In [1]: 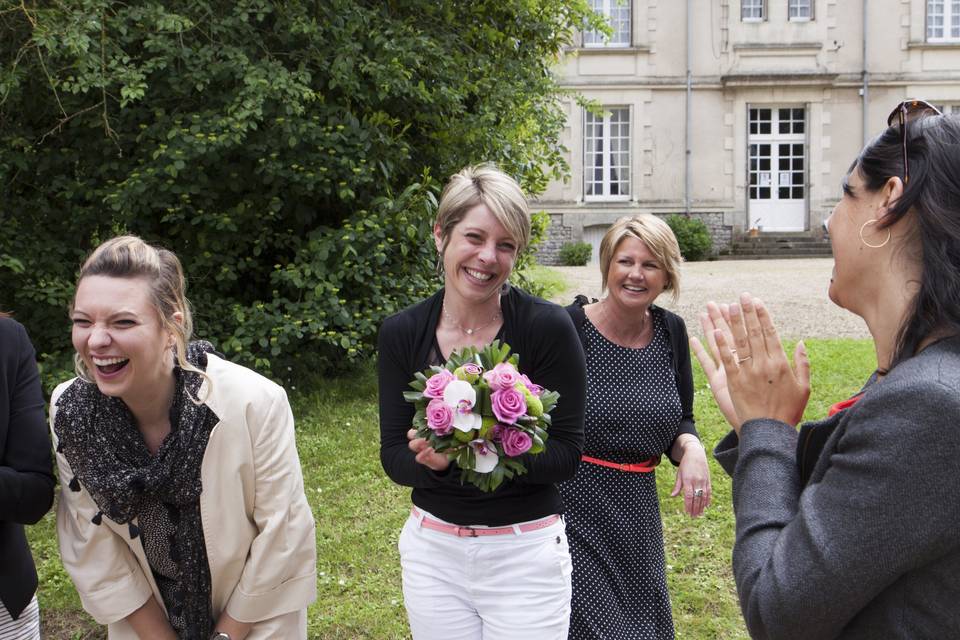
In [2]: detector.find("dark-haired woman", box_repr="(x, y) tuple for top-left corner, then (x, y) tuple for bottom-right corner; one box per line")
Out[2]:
(0, 313), (55, 640)
(693, 103), (960, 637)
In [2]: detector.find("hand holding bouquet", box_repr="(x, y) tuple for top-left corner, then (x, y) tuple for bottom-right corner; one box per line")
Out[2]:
(403, 341), (559, 492)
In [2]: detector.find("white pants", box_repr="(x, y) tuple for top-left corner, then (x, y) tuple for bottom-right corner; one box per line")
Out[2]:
(399, 509), (572, 640)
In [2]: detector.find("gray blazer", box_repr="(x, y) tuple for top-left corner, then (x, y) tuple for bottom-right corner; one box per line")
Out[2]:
(714, 336), (960, 639)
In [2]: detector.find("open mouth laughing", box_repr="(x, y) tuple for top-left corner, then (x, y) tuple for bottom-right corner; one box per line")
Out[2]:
(92, 356), (130, 376)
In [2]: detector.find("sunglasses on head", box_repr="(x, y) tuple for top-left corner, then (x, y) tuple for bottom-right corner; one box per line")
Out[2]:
(886, 99), (942, 184)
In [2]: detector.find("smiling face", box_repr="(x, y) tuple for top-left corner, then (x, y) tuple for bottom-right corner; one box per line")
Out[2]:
(825, 168), (887, 312)
(435, 203), (519, 308)
(71, 275), (177, 405)
(605, 235), (668, 311)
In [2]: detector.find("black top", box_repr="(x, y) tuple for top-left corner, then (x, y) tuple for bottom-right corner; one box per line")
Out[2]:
(378, 285), (586, 526)
(565, 296), (699, 463)
(0, 318), (55, 618)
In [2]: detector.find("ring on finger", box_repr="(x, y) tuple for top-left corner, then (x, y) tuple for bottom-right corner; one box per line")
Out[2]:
(693, 488), (705, 498)
(737, 355), (753, 363)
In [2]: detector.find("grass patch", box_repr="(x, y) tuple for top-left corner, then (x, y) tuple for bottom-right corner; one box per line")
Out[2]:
(31, 340), (875, 639)
(521, 264), (568, 300)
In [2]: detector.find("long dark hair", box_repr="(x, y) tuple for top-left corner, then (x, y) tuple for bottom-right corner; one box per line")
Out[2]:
(855, 114), (960, 368)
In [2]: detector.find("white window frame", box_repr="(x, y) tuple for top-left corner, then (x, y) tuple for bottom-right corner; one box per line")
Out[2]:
(583, 106), (631, 202)
(742, 0), (766, 22)
(934, 103), (960, 115)
(927, 0), (960, 42)
(583, 0), (631, 48)
(788, 0), (813, 22)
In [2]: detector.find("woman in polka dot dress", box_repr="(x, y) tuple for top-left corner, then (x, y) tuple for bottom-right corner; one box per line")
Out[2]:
(560, 215), (712, 640)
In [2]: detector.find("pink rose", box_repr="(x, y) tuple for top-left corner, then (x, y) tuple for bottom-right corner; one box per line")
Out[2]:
(423, 369), (455, 399)
(501, 427), (533, 457)
(490, 387), (527, 424)
(462, 362), (483, 376)
(519, 374), (543, 397)
(426, 398), (454, 435)
(483, 362), (521, 391)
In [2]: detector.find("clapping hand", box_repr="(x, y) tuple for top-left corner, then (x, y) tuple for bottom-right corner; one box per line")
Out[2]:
(691, 293), (811, 435)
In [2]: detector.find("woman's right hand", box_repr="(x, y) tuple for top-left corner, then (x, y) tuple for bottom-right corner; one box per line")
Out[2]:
(690, 302), (742, 431)
(407, 429), (451, 472)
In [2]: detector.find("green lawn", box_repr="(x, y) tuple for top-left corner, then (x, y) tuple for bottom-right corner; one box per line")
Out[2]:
(29, 337), (876, 639)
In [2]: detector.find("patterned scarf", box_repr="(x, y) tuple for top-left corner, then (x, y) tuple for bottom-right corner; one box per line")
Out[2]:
(54, 341), (219, 638)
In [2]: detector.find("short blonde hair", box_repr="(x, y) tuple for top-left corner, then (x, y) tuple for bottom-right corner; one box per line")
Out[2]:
(435, 164), (531, 257)
(598, 215), (682, 302)
(72, 235), (209, 393)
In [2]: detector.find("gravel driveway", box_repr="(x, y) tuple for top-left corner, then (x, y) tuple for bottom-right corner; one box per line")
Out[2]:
(550, 258), (870, 340)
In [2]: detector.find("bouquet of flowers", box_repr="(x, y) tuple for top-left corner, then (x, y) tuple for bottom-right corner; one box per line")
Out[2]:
(403, 340), (560, 492)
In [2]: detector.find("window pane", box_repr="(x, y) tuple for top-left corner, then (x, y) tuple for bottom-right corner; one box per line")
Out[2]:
(584, 106), (630, 198)
(929, 0), (945, 39)
(585, 0), (631, 47)
(789, 0), (811, 19)
(742, 0), (764, 20)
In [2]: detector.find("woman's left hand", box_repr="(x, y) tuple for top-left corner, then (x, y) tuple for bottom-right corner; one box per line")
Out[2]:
(670, 436), (712, 518)
(715, 293), (811, 434)
(407, 429), (451, 472)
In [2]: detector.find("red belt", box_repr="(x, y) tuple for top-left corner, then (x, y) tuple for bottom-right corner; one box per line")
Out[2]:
(581, 455), (660, 473)
(411, 507), (561, 538)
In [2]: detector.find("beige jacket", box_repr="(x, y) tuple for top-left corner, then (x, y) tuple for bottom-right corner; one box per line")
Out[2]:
(50, 354), (317, 639)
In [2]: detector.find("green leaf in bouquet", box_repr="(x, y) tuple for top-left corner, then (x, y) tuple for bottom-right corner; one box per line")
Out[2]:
(479, 386), (493, 418)
(495, 465), (508, 490)
(478, 416), (496, 440)
(539, 413), (552, 427)
(503, 458), (528, 478)
(532, 425), (549, 441)
(539, 389), (560, 409)
(454, 428), (477, 443)
(508, 354), (520, 368)
(529, 434), (545, 454)
(403, 390), (424, 402)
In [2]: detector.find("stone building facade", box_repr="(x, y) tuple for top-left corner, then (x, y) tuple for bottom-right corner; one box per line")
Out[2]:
(534, 0), (960, 264)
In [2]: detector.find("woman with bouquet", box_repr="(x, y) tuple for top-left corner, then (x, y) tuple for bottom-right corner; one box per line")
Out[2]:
(694, 102), (960, 636)
(51, 236), (316, 639)
(378, 164), (587, 639)
(560, 215), (711, 639)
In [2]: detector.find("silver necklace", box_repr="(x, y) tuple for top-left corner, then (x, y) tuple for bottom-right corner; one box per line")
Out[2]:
(442, 301), (502, 336)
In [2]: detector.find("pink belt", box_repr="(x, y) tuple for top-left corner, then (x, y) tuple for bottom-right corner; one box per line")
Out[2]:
(411, 507), (561, 538)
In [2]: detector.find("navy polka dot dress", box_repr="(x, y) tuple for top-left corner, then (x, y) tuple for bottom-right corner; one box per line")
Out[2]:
(559, 312), (682, 640)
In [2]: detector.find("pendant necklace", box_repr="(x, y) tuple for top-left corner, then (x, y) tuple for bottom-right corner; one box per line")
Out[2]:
(442, 301), (502, 336)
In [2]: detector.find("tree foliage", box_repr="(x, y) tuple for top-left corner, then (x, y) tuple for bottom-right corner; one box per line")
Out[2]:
(0, 0), (600, 379)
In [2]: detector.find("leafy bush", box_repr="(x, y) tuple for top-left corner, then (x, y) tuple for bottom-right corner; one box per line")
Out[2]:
(559, 241), (592, 266)
(511, 210), (551, 297)
(665, 215), (713, 262)
(0, 1), (603, 381)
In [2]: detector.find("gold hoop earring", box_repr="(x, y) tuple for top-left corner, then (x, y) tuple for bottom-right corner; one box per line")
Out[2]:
(859, 219), (891, 249)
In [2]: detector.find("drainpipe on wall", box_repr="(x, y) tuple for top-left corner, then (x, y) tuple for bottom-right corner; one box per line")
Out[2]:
(685, 0), (692, 215)
(861, 0), (870, 146)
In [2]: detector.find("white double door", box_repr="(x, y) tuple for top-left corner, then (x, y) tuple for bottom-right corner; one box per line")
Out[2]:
(747, 106), (807, 232)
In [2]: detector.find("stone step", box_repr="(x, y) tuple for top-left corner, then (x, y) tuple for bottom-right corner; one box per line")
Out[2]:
(732, 241), (830, 249)
(727, 247), (833, 256)
(715, 253), (833, 260)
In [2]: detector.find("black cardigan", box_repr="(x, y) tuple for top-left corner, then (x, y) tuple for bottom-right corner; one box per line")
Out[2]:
(377, 285), (586, 526)
(564, 295), (699, 463)
(0, 318), (55, 619)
